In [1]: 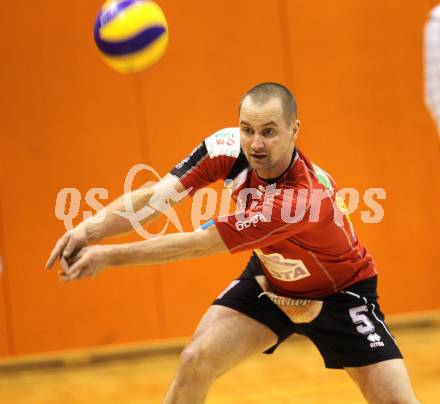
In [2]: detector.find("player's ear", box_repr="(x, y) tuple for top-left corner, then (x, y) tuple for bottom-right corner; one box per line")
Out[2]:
(292, 119), (300, 141)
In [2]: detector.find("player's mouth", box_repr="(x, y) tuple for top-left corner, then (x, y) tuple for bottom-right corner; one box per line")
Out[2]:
(250, 154), (267, 161)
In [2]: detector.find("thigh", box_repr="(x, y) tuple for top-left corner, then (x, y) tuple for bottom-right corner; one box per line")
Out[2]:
(211, 254), (298, 354)
(185, 304), (278, 375)
(345, 359), (418, 403)
(213, 274), (298, 354)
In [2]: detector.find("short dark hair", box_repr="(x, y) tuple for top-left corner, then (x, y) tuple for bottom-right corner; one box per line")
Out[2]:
(239, 82), (297, 125)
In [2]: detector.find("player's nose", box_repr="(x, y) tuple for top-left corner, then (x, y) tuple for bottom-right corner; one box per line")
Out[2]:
(250, 134), (265, 152)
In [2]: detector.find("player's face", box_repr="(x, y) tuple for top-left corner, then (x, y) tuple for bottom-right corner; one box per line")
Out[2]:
(239, 96), (300, 179)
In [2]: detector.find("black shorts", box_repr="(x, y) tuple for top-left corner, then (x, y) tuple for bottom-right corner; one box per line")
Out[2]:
(212, 254), (402, 369)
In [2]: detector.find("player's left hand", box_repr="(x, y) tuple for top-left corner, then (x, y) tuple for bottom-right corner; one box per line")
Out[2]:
(59, 245), (111, 282)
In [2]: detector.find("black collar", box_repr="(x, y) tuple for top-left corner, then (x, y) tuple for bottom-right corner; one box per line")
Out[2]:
(257, 148), (297, 184)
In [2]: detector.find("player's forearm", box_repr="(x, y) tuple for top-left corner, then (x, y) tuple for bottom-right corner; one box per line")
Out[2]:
(81, 186), (158, 243)
(80, 175), (189, 244)
(104, 228), (226, 267)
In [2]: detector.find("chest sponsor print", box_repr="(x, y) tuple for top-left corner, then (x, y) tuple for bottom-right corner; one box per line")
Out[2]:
(255, 250), (311, 282)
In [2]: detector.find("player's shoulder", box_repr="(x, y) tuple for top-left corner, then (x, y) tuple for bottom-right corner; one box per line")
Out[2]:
(294, 149), (337, 190)
(204, 127), (241, 159)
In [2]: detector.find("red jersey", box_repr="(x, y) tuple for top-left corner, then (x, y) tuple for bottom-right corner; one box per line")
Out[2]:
(170, 128), (377, 299)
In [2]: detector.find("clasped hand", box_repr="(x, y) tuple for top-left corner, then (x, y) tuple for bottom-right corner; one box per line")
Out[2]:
(46, 226), (110, 282)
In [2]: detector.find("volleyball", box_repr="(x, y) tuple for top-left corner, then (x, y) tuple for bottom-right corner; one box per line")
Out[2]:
(94, 0), (168, 73)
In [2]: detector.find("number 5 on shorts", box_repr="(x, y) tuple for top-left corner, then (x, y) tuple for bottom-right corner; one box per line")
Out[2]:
(349, 305), (375, 335)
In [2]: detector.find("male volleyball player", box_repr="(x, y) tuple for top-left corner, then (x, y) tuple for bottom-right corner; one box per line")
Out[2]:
(47, 83), (418, 403)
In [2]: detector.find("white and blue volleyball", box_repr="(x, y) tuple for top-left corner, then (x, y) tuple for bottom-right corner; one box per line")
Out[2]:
(94, 0), (168, 73)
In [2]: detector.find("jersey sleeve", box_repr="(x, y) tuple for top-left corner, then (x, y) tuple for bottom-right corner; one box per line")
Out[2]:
(169, 128), (241, 196)
(213, 186), (325, 254)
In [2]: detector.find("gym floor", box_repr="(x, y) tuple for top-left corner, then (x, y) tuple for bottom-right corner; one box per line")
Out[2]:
(0, 320), (438, 403)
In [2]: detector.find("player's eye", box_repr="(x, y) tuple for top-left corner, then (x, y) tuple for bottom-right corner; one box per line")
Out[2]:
(242, 127), (253, 135)
(263, 128), (275, 136)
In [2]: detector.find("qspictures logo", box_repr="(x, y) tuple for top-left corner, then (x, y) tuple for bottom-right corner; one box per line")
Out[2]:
(53, 163), (387, 239)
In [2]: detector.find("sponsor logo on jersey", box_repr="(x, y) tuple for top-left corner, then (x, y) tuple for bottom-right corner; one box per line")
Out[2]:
(255, 251), (311, 282)
(215, 132), (235, 146)
(267, 262), (311, 282)
(175, 156), (189, 170)
(367, 332), (385, 348)
(235, 212), (266, 231)
(205, 128), (240, 158)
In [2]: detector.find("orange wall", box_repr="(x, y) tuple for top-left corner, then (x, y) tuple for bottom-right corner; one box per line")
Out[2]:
(0, 196), (11, 356)
(284, 0), (440, 314)
(0, 0), (438, 357)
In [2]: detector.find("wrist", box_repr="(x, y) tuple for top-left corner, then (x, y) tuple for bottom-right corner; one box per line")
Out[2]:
(101, 244), (122, 267)
(80, 221), (102, 244)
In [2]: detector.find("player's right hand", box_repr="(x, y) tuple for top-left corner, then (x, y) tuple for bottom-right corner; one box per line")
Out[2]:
(45, 225), (89, 270)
